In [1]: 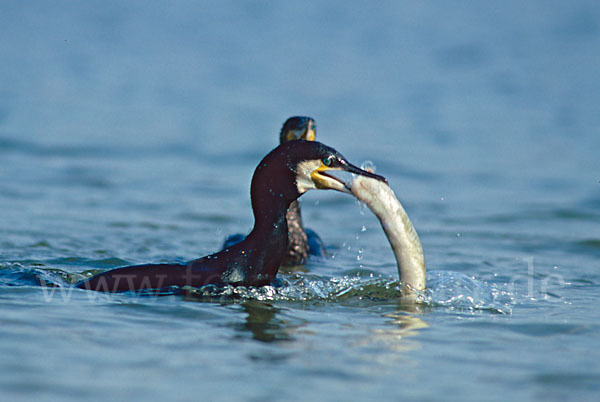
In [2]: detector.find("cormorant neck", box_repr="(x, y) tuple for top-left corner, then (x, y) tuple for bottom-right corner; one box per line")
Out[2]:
(286, 200), (303, 225)
(249, 146), (301, 233)
(250, 193), (293, 233)
(232, 150), (301, 284)
(236, 194), (292, 286)
(282, 200), (310, 266)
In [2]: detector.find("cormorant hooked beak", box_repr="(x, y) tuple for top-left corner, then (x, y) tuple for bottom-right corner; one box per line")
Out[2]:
(310, 156), (387, 194)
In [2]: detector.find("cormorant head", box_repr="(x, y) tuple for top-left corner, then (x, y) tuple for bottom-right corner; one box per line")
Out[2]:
(279, 116), (317, 144)
(251, 140), (387, 219)
(289, 140), (387, 195)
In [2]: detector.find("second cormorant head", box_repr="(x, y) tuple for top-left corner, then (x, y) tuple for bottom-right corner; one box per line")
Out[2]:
(279, 116), (316, 143)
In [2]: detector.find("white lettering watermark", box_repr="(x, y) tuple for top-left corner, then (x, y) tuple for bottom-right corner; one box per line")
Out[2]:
(37, 257), (566, 303)
(507, 257), (566, 302)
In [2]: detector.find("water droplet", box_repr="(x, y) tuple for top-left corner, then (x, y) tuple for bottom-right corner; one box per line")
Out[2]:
(357, 200), (367, 215)
(440, 196), (445, 201)
(360, 225), (367, 232)
(360, 160), (376, 172)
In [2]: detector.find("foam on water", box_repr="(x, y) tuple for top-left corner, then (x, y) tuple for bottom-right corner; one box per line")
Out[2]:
(4, 263), (512, 314)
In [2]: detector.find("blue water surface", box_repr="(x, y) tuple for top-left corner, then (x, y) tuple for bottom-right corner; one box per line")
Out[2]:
(1, 1), (599, 401)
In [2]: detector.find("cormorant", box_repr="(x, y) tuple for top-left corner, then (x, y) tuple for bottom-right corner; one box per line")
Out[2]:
(76, 140), (386, 293)
(222, 116), (325, 265)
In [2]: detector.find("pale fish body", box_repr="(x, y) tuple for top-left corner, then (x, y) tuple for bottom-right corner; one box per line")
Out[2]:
(351, 175), (426, 298)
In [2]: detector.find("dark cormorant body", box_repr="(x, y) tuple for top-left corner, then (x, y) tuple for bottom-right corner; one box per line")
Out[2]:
(223, 116), (326, 265)
(76, 140), (385, 293)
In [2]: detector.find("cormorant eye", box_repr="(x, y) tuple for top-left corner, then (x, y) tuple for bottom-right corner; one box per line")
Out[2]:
(322, 155), (335, 166)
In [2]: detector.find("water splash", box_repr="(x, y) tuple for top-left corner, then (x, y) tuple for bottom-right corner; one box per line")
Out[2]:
(360, 160), (376, 172)
(1, 264), (512, 313)
(184, 270), (513, 313)
(423, 271), (513, 314)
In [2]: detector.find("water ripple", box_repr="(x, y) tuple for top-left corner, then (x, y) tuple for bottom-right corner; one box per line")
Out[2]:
(183, 271), (513, 313)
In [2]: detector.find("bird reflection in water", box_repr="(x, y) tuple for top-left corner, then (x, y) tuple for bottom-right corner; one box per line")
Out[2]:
(352, 308), (429, 361)
(237, 300), (299, 343)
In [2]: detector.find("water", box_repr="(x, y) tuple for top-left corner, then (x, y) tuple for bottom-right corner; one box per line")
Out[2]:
(1, 1), (600, 401)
